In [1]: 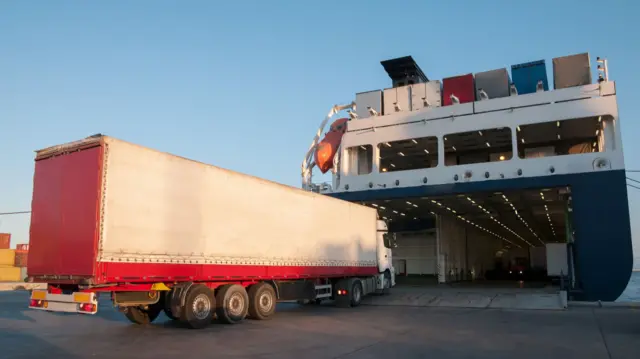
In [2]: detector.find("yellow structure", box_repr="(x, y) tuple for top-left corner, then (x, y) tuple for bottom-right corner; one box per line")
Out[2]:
(0, 249), (15, 266)
(0, 265), (21, 282)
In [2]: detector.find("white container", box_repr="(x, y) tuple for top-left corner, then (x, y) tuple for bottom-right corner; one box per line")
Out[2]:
(99, 137), (380, 266)
(383, 85), (410, 115)
(546, 243), (568, 276)
(410, 81), (442, 111)
(355, 90), (383, 119)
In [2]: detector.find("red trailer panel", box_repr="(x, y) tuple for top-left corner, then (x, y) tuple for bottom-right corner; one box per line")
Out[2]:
(27, 145), (104, 281)
(442, 73), (475, 106)
(98, 262), (379, 283)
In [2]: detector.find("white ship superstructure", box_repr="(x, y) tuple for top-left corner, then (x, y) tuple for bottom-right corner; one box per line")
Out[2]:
(302, 53), (633, 302)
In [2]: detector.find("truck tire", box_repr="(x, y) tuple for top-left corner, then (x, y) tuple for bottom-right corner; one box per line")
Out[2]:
(215, 284), (249, 324)
(181, 284), (215, 329)
(382, 271), (392, 295)
(247, 282), (276, 320)
(350, 279), (363, 307)
(124, 303), (162, 325)
(162, 292), (179, 321)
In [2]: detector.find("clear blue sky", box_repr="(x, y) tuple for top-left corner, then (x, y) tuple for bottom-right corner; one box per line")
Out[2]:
(1, 0), (639, 259)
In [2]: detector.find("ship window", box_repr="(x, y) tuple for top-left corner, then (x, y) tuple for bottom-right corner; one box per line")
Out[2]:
(516, 116), (609, 159)
(378, 136), (438, 172)
(443, 127), (513, 166)
(345, 145), (373, 175)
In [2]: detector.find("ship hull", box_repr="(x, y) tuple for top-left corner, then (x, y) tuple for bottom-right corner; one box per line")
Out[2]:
(327, 169), (633, 302)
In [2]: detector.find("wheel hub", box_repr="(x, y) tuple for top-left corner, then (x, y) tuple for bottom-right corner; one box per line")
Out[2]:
(192, 294), (211, 320)
(258, 292), (273, 312)
(228, 293), (245, 316)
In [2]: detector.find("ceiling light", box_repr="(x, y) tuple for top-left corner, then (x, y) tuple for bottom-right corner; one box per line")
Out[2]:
(382, 168), (388, 172)
(424, 149), (429, 154)
(478, 131), (483, 136)
(398, 152), (405, 156)
(595, 129), (600, 136)
(516, 126), (521, 132)
(499, 155), (505, 161)
(486, 142), (491, 147)
(452, 146), (457, 151)
(384, 142), (391, 147)
(556, 121), (560, 127)
(557, 134), (561, 140)
(521, 138), (525, 144)
(411, 139), (418, 144)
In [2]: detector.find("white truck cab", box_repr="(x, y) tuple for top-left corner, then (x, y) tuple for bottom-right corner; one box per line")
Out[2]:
(376, 219), (396, 289)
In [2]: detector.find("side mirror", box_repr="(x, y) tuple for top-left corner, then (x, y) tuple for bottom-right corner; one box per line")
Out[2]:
(383, 233), (397, 248)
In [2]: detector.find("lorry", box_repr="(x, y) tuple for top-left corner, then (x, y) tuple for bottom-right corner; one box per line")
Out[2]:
(26, 134), (396, 329)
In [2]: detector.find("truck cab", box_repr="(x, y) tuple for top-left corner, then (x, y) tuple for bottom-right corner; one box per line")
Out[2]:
(377, 219), (396, 288)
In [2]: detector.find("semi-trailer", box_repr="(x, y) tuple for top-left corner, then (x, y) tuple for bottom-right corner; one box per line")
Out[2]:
(26, 135), (396, 329)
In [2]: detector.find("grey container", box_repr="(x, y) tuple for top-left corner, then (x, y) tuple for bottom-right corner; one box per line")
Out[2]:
(552, 52), (592, 89)
(474, 68), (510, 100)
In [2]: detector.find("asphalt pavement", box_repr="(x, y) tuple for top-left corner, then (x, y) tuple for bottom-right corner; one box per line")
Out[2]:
(0, 291), (639, 359)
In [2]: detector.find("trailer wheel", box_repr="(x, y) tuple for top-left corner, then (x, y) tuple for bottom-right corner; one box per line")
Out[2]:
(215, 284), (249, 324)
(181, 284), (215, 329)
(247, 282), (276, 320)
(123, 303), (162, 325)
(350, 279), (363, 307)
(162, 292), (179, 320)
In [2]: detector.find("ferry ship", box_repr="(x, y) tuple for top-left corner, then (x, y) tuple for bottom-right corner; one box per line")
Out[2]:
(302, 53), (633, 302)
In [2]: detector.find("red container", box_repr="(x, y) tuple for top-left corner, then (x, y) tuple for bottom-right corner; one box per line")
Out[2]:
(0, 233), (10, 249)
(16, 244), (29, 251)
(14, 251), (28, 267)
(442, 73), (475, 106)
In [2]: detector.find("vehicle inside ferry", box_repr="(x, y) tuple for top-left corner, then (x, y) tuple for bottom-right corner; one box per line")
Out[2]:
(361, 186), (572, 289)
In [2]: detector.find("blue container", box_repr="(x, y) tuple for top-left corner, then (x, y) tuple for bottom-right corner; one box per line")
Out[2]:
(511, 59), (549, 95)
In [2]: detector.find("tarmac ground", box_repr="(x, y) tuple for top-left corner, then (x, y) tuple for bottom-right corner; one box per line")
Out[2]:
(1, 291), (639, 359)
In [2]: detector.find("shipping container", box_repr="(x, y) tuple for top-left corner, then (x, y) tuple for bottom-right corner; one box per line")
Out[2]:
(27, 135), (396, 329)
(0, 249), (15, 266)
(16, 244), (29, 251)
(474, 68), (510, 99)
(511, 59), (549, 95)
(410, 80), (442, 111)
(355, 90), (383, 119)
(383, 85), (410, 115)
(0, 266), (21, 282)
(442, 74), (475, 106)
(552, 52), (592, 89)
(14, 251), (28, 267)
(0, 233), (10, 249)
